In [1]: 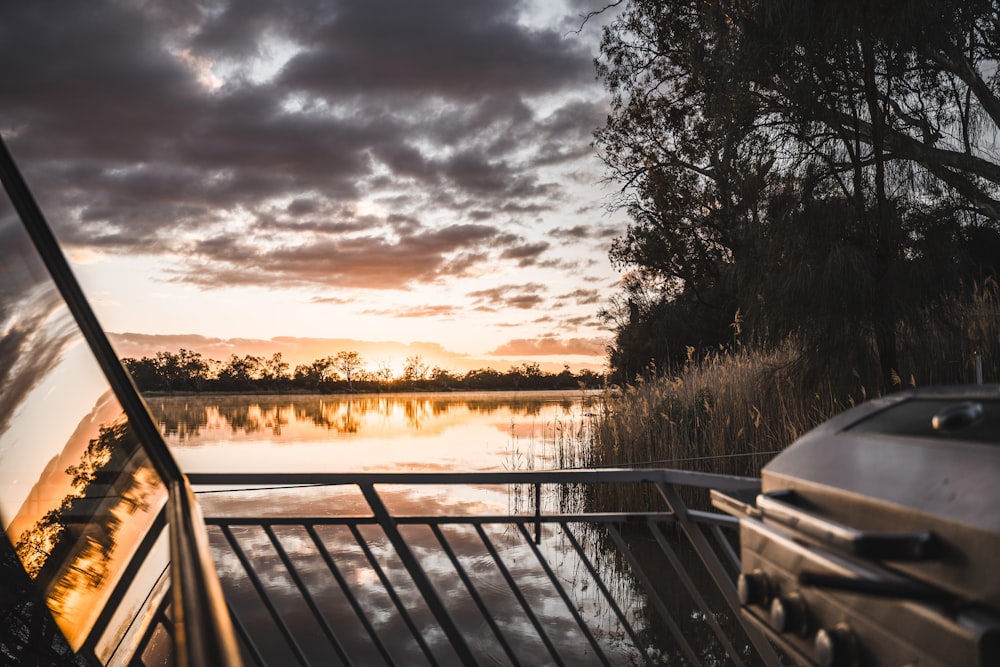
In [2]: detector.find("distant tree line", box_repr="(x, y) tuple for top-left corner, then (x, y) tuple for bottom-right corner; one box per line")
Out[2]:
(596, 0), (1000, 392)
(121, 349), (605, 393)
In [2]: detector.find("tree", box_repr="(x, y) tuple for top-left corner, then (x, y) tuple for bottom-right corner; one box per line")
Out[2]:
(261, 353), (290, 387)
(333, 351), (364, 390)
(595, 0), (1000, 389)
(121, 356), (162, 391)
(429, 366), (457, 389)
(217, 354), (265, 389)
(375, 360), (396, 389)
(402, 356), (429, 386)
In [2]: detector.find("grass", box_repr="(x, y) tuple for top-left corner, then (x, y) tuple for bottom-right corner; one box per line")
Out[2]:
(587, 343), (848, 477)
(586, 282), (1000, 505)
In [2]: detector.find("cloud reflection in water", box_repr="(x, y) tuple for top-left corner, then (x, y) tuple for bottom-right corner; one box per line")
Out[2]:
(201, 485), (644, 666)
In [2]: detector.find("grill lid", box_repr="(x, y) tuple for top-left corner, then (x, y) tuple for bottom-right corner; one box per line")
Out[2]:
(760, 385), (1000, 609)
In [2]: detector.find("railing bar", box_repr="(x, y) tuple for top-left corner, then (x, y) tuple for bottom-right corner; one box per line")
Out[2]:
(514, 523), (613, 667)
(688, 509), (740, 528)
(646, 520), (747, 667)
(473, 524), (565, 667)
(263, 525), (354, 666)
(204, 512), (679, 526)
(347, 524), (441, 667)
(429, 524), (522, 667)
(219, 525), (312, 667)
(710, 524), (742, 572)
(188, 468), (763, 490)
(533, 482), (541, 545)
(654, 483), (739, 609)
(655, 483), (784, 667)
(226, 599), (267, 667)
(204, 516), (376, 526)
(558, 522), (654, 667)
(605, 524), (702, 666)
(305, 525), (399, 666)
(361, 484), (480, 666)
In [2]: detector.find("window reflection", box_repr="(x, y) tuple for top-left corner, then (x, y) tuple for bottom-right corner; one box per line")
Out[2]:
(0, 208), (167, 652)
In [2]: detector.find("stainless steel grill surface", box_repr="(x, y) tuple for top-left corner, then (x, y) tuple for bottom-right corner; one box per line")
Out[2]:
(713, 385), (1000, 667)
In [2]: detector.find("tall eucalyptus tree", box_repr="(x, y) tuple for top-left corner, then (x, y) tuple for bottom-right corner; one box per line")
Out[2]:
(597, 0), (1000, 387)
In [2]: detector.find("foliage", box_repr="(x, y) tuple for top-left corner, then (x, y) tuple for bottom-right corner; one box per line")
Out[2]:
(595, 0), (1000, 390)
(590, 283), (1000, 482)
(15, 421), (133, 580)
(122, 349), (606, 393)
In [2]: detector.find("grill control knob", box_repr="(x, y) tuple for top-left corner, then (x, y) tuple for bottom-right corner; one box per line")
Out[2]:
(737, 570), (771, 606)
(814, 624), (858, 667)
(769, 593), (809, 636)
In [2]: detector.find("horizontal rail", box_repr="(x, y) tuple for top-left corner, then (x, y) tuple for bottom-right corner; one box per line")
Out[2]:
(203, 512), (678, 525)
(188, 467), (762, 490)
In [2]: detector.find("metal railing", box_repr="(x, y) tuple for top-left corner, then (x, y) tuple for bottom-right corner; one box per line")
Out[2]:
(188, 469), (783, 667)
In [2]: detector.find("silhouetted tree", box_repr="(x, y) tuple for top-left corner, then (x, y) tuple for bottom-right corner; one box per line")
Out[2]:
(402, 355), (428, 387)
(596, 0), (1000, 389)
(333, 351), (363, 391)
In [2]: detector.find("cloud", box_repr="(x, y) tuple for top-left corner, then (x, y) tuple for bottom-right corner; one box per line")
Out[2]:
(552, 224), (603, 240)
(557, 288), (602, 305)
(0, 0), (610, 296)
(467, 283), (548, 310)
(490, 337), (608, 357)
(0, 0), (625, 365)
(174, 223), (505, 290)
(276, 1), (594, 99)
(500, 242), (550, 266)
(362, 305), (461, 319)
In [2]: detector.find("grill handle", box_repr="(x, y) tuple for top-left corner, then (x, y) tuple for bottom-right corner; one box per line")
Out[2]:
(798, 571), (953, 605)
(757, 491), (938, 561)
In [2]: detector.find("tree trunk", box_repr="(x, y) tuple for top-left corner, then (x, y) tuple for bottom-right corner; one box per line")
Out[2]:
(861, 32), (898, 390)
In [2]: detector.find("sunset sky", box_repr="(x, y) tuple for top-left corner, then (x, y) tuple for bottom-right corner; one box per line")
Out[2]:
(1, 0), (627, 374)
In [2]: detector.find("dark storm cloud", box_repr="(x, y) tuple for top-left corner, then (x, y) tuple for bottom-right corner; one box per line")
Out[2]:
(178, 223), (505, 289)
(0, 0), (607, 290)
(277, 1), (593, 99)
(467, 283), (548, 310)
(501, 242), (550, 266)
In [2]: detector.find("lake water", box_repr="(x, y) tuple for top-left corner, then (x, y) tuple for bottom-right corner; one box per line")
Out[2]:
(149, 390), (599, 475)
(148, 391), (658, 665)
(145, 391), (745, 666)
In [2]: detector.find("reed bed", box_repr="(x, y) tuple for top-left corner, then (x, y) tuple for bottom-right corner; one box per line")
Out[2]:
(587, 342), (850, 476)
(585, 283), (1000, 510)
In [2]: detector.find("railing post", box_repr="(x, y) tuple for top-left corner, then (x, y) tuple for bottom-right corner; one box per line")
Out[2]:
(534, 482), (542, 545)
(359, 483), (481, 666)
(656, 480), (784, 667)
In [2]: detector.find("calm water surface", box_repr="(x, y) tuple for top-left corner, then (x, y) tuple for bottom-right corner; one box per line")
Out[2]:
(150, 390), (599, 474)
(148, 391), (656, 665)
(146, 391), (737, 666)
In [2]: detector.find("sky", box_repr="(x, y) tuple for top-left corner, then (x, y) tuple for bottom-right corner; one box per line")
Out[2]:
(0, 0), (628, 375)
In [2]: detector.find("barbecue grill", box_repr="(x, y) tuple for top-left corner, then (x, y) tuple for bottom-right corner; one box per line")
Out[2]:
(713, 385), (1000, 667)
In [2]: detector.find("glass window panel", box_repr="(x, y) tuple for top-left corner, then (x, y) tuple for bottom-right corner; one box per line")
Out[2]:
(0, 202), (168, 653)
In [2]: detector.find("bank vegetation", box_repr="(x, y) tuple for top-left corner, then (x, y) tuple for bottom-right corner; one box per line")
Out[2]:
(591, 0), (1000, 477)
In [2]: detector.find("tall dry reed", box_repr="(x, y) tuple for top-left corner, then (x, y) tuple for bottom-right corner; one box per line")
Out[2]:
(587, 342), (850, 477)
(589, 283), (1000, 495)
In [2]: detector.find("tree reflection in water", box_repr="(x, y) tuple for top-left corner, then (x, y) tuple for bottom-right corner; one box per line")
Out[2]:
(12, 416), (164, 648)
(150, 392), (587, 441)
